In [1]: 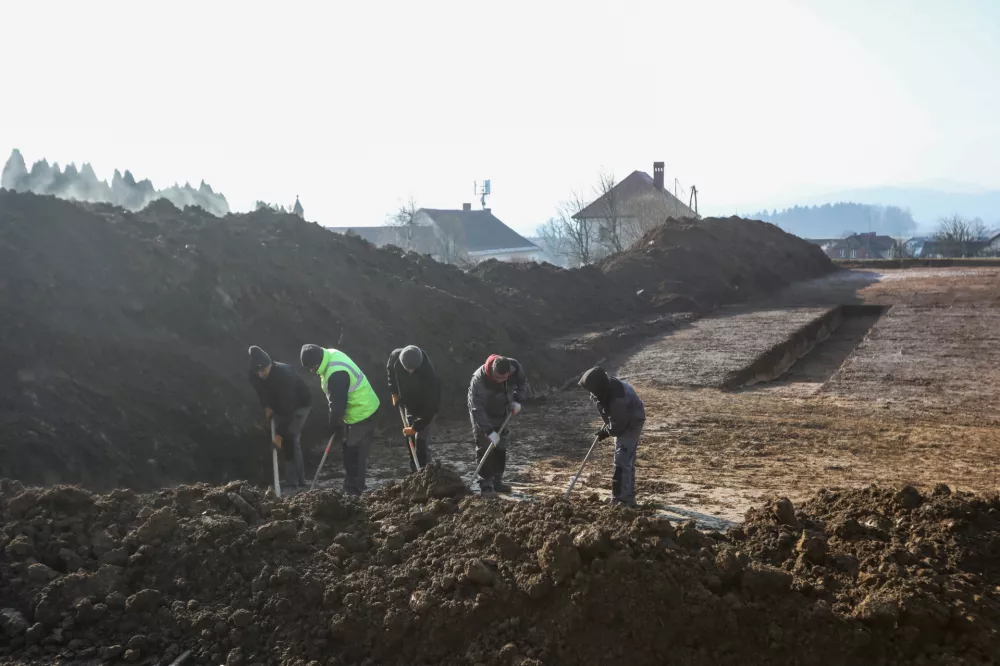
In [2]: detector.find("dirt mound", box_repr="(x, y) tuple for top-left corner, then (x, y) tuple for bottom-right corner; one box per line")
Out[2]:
(3, 475), (997, 665)
(731, 485), (1000, 662)
(0, 192), (832, 489)
(600, 217), (834, 310)
(472, 217), (832, 318)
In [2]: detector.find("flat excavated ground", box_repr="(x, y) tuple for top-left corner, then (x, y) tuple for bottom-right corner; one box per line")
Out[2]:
(506, 267), (1000, 527)
(328, 267), (1000, 529)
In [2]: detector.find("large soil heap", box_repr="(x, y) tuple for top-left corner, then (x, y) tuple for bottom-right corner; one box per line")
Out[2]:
(0, 471), (997, 665)
(0, 191), (832, 488)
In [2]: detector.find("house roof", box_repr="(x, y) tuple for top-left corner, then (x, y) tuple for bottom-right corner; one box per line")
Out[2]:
(573, 170), (697, 220)
(417, 208), (538, 253)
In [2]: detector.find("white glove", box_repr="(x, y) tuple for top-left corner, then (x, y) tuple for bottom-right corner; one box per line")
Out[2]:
(511, 401), (522, 415)
(488, 431), (500, 446)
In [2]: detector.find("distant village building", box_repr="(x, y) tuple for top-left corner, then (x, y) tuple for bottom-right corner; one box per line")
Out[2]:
(292, 196), (304, 219)
(329, 204), (543, 265)
(573, 161), (699, 247)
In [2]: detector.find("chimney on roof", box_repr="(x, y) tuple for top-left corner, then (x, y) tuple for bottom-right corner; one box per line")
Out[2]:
(462, 203), (472, 211)
(653, 162), (665, 190)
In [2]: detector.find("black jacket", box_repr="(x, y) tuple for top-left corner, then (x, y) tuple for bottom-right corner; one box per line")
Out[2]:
(249, 362), (311, 433)
(386, 348), (441, 431)
(580, 367), (645, 436)
(468, 356), (526, 433)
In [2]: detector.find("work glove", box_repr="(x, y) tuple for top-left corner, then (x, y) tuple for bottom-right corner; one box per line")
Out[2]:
(596, 427), (611, 442)
(487, 431), (500, 446)
(272, 434), (283, 450)
(402, 426), (416, 438)
(510, 401), (522, 416)
(391, 394), (399, 406)
(265, 407), (273, 420)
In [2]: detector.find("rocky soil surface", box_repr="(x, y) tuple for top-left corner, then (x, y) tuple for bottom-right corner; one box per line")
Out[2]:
(1, 469), (997, 665)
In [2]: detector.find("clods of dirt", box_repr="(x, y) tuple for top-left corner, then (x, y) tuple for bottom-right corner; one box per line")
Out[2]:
(3, 471), (999, 665)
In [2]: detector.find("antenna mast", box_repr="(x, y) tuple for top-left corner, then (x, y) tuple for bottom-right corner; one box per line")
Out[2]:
(474, 179), (492, 210)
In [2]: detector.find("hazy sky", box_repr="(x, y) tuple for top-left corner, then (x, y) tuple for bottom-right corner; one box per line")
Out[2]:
(2, 0), (998, 234)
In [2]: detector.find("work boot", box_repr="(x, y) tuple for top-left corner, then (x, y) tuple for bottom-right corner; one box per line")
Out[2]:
(480, 487), (498, 499)
(493, 480), (513, 494)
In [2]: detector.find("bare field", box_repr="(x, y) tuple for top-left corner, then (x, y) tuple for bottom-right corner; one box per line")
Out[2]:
(344, 268), (1000, 529)
(512, 267), (1000, 526)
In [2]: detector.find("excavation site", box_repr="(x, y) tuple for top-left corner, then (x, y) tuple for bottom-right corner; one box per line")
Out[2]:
(2, 191), (1000, 666)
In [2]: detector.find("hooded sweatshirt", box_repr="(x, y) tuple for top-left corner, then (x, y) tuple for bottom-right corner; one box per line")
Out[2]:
(579, 367), (645, 436)
(467, 355), (525, 433)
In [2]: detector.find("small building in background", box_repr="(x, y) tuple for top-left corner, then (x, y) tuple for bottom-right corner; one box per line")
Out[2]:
(329, 204), (543, 265)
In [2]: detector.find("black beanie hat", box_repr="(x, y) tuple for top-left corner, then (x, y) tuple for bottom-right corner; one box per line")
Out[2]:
(249, 346), (272, 371)
(300, 344), (325, 369)
(400, 345), (424, 371)
(492, 357), (512, 376)
(579, 366), (610, 397)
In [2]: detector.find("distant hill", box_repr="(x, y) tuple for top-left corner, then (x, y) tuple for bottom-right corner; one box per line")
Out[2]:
(1, 149), (229, 216)
(749, 202), (918, 239)
(808, 185), (1000, 230)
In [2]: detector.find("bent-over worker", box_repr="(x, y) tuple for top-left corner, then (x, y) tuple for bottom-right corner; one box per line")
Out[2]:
(248, 346), (311, 487)
(387, 345), (441, 472)
(579, 366), (645, 507)
(468, 354), (525, 497)
(300, 344), (380, 496)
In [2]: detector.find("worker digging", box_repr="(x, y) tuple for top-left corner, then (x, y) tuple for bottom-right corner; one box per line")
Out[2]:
(579, 365), (646, 507)
(387, 344), (441, 473)
(300, 344), (380, 496)
(247, 346), (311, 490)
(467, 354), (525, 497)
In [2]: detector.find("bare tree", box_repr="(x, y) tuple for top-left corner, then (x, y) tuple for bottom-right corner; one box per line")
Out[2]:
(593, 171), (627, 254)
(536, 192), (596, 267)
(386, 197), (419, 250)
(931, 215), (990, 257)
(433, 225), (469, 266)
(888, 237), (913, 259)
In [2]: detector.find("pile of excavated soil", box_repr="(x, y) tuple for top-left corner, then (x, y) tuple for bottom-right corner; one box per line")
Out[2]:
(472, 217), (833, 318)
(0, 192), (832, 489)
(2, 471), (997, 665)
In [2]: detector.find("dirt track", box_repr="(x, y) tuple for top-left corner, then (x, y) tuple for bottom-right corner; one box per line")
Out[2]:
(466, 267), (1000, 527)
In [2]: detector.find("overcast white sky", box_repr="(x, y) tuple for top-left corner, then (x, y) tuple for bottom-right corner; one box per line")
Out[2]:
(2, 0), (998, 234)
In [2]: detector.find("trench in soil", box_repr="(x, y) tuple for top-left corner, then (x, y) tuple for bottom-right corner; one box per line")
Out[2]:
(726, 304), (888, 390)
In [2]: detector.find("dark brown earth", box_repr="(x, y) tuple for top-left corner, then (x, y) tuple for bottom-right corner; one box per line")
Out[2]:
(2, 470), (998, 666)
(0, 191), (831, 490)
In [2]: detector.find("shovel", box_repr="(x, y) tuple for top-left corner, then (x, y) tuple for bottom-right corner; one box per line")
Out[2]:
(309, 432), (338, 491)
(398, 405), (421, 472)
(470, 411), (514, 487)
(565, 433), (602, 498)
(270, 420), (282, 499)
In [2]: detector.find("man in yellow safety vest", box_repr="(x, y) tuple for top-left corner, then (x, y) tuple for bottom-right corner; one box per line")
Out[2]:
(300, 344), (380, 496)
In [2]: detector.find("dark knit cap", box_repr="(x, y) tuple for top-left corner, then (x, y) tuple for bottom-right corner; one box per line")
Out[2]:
(300, 344), (325, 369)
(400, 346), (423, 371)
(248, 346), (272, 371)
(492, 357), (512, 376)
(579, 366), (610, 398)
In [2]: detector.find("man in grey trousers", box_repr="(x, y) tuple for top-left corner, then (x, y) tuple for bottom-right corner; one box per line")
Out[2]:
(579, 366), (645, 507)
(249, 346), (311, 487)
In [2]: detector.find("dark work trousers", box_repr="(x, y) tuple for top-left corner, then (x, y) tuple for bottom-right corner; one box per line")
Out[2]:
(611, 421), (643, 506)
(404, 419), (433, 473)
(342, 415), (375, 496)
(475, 427), (511, 492)
(279, 407), (309, 487)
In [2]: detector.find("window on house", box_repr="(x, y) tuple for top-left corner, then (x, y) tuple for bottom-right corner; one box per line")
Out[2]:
(850, 249), (857, 259)
(839, 249), (845, 258)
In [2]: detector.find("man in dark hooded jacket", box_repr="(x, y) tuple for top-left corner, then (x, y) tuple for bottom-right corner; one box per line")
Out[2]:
(579, 366), (645, 506)
(248, 346), (311, 487)
(468, 354), (525, 496)
(387, 345), (441, 471)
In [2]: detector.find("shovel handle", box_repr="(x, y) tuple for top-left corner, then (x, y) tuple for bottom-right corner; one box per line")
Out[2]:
(270, 420), (282, 499)
(565, 434), (601, 498)
(398, 405), (421, 471)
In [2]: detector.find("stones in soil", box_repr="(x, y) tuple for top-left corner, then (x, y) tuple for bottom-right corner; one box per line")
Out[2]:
(2, 468), (998, 664)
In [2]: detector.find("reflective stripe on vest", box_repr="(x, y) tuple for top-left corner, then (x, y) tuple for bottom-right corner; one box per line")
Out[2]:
(317, 348), (380, 424)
